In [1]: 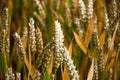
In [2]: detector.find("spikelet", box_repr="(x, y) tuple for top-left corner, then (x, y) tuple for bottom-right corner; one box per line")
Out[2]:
(28, 18), (36, 54)
(63, 48), (80, 80)
(87, 0), (94, 21)
(5, 67), (15, 80)
(92, 58), (98, 80)
(78, 0), (86, 19)
(16, 72), (21, 80)
(34, 0), (45, 19)
(35, 27), (43, 67)
(52, 20), (64, 77)
(13, 32), (26, 60)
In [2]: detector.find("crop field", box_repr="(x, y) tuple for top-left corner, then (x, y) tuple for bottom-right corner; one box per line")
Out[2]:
(0, 0), (120, 80)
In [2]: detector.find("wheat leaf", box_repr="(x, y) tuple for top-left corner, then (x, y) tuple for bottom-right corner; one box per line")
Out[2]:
(73, 31), (87, 54)
(85, 15), (95, 48)
(87, 59), (94, 80)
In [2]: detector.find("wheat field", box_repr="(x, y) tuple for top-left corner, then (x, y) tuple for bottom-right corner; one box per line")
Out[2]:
(0, 0), (120, 80)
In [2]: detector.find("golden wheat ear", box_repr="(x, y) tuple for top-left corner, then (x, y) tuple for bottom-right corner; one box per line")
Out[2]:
(13, 32), (26, 60)
(28, 18), (36, 54)
(78, 0), (86, 20)
(63, 48), (80, 80)
(51, 20), (64, 78)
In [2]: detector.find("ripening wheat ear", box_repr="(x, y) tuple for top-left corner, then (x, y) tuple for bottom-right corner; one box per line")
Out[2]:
(0, 13), (9, 79)
(111, 0), (117, 18)
(51, 20), (80, 80)
(35, 27), (43, 66)
(1, 7), (10, 55)
(78, 0), (86, 19)
(87, 0), (94, 21)
(92, 58), (98, 80)
(74, 17), (84, 38)
(13, 32), (26, 60)
(63, 48), (80, 80)
(65, 3), (72, 27)
(105, 18), (119, 49)
(2, 8), (8, 31)
(40, 48), (52, 79)
(33, 0), (45, 19)
(28, 17), (36, 54)
(0, 30), (6, 53)
(103, 8), (109, 30)
(51, 20), (64, 79)
(93, 26), (105, 75)
(35, 27), (43, 53)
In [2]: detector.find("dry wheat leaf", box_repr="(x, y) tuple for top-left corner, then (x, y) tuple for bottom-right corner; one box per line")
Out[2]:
(48, 52), (53, 75)
(99, 31), (105, 47)
(85, 15), (95, 48)
(105, 58), (114, 73)
(28, 48), (32, 79)
(62, 46), (71, 80)
(87, 59), (94, 80)
(109, 21), (119, 50)
(62, 66), (70, 80)
(96, 0), (104, 34)
(73, 31), (87, 54)
(24, 58), (35, 78)
(105, 49), (116, 67)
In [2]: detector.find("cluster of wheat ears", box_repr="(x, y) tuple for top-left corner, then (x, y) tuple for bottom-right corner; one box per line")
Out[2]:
(0, 0), (120, 80)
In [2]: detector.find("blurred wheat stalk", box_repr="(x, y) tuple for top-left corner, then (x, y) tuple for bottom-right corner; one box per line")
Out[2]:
(0, 0), (120, 80)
